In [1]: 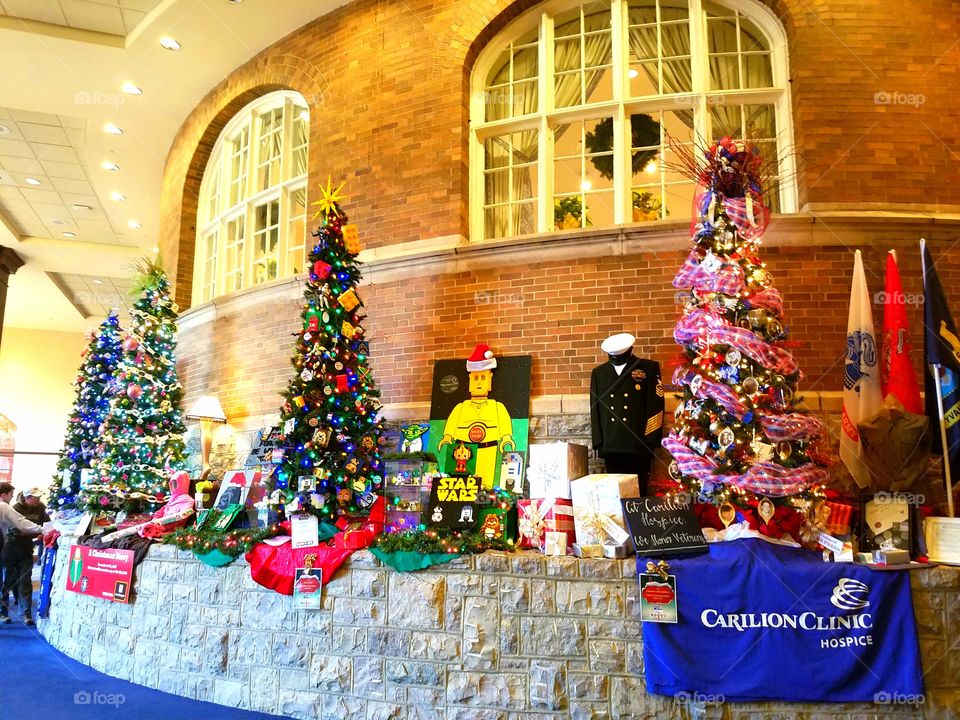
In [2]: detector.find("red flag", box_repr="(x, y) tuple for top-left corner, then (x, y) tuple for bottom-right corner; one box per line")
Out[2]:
(882, 251), (923, 413)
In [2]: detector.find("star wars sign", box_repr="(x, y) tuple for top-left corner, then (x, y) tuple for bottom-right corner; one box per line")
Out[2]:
(427, 475), (481, 529)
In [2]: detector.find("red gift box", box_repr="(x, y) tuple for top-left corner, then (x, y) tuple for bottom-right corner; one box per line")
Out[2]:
(824, 501), (853, 536)
(518, 498), (576, 550)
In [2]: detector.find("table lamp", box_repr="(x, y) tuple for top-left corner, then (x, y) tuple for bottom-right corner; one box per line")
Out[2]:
(185, 395), (227, 480)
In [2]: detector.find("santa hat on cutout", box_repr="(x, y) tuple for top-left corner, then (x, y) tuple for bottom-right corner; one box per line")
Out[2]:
(466, 343), (497, 372)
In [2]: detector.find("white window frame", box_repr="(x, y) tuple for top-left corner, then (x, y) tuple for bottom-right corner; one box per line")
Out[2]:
(193, 90), (309, 305)
(469, 0), (796, 241)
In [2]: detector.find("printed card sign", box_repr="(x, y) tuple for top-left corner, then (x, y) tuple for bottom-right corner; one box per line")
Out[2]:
(621, 497), (707, 557)
(639, 573), (678, 623)
(291, 513), (320, 549)
(294, 567), (323, 610)
(427, 475), (481, 529)
(65, 544), (135, 603)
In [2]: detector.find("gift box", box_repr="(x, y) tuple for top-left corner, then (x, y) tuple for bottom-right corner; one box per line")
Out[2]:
(823, 500), (853, 536)
(544, 531), (567, 556)
(517, 498), (576, 550)
(527, 442), (589, 499)
(569, 474), (639, 547)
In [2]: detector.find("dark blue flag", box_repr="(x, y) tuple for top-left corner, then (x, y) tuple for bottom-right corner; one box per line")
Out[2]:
(922, 239), (960, 513)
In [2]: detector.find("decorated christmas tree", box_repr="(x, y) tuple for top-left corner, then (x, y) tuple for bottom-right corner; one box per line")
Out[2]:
(82, 260), (186, 511)
(48, 311), (123, 511)
(274, 177), (383, 520)
(662, 137), (830, 537)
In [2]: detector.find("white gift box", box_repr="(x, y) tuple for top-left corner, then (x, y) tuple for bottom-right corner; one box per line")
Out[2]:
(570, 473), (639, 546)
(527, 442), (589, 499)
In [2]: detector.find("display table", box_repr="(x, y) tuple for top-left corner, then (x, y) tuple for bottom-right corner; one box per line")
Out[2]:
(39, 542), (958, 719)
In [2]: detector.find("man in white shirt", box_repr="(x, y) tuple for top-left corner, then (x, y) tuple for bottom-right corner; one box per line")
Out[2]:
(0, 482), (44, 624)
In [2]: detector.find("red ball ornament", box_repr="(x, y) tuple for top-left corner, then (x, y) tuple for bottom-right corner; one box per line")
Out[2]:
(127, 383), (143, 400)
(123, 337), (139, 353)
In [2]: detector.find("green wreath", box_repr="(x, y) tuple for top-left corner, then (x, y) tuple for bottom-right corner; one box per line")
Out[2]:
(584, 114), (661, 180)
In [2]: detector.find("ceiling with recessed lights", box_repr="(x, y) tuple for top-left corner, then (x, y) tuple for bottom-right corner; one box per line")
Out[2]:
(0, 108), (129, 244)
(0, 0), (346, 333)
(0, 0), (162, 38)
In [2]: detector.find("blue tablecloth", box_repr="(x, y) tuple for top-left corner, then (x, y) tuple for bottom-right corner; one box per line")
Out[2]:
(639, 539), (924, 702)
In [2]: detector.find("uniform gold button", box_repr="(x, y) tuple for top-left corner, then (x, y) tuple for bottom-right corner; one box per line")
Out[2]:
(623, 405), (628, 409)
(622, 417), (627, 421)
(624, 393), (628, 397)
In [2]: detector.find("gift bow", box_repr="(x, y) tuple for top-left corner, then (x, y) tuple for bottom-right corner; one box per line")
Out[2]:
(577, 509), (624, 545)
(518, 498), (556, 545)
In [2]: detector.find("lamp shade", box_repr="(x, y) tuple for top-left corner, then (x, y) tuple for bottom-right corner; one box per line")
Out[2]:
(185, 395), (226, 423)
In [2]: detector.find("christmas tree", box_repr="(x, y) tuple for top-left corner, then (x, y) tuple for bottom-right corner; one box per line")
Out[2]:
(662, 137), (830, 537)
(48, 311), (123, 511)
(82, 260), (187, 511)
(274, 177), (383, 520)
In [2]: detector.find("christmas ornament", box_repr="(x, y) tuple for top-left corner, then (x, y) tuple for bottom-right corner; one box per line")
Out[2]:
(718, 502), (736, 527)
(313, 260), (332, 280)
(126, 383), (142, 400)
(758, 497), (776, 524)
(338, 288), (361, 312)
(342, 224), (361, 255)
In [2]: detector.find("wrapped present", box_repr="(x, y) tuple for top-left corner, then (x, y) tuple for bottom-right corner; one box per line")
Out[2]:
(517, 497), (576, 550)
(544, 531), (567, 556)
(824, 500), (853, 536)
(342, 224), (361, 254)
(570, 474), (639, 547)
(527, 442), (589, 499)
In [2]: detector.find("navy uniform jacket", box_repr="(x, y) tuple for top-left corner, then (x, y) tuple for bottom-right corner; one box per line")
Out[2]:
(590, 355), (664, 456)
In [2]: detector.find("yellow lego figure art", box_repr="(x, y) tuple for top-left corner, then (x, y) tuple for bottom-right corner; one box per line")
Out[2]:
(438, 344), (515, 489)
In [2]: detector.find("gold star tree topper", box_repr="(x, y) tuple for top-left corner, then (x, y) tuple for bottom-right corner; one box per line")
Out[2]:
(312, 175), (349, 220)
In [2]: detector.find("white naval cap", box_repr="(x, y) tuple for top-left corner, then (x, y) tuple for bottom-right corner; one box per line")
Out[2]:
(600, 332), (636, 356)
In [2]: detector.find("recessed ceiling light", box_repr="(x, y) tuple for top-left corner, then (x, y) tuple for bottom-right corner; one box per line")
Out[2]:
(628, 68), (639, 79)
(92, 279), (104, 285)
(121, 82), (142, 96)
(111, 191), (127, 202)
(0, 124), (10, 136)
(102, 160), (120, 171)
(24, 177), (41, 185)
(62, 231), (77, 238)
(128, 220), (142, 229)
(227, 0), (244, 4)
(159, 37), (181, 50)
(72, 203), (93, 211)
(104, 123), (123, 135)
(52, 219), (67, 226)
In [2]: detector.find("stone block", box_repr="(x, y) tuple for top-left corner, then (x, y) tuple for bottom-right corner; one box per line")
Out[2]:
(463, 596), (499, 667)
(353, 569), (387, 598)
(578, 558), (622, 580)
(323, 695), (367, 718)
(501, 614), (520, 655)
(408, 631), (460, 661)
(325, 567), (352, 596)
(239, 592), (296, 630)
(368, 627), (411, 657)
(388, 573), (445, 628)
(520, 617), (587, 656)
(333, 597), (385, 626)
(568, 673), (608, 701)
(229, 629), (271, 666)
(546, 556), (580, 578)
(475, 552), (512, 574)
(530, 579), (557, 614)
(588, 639), (625, 673)
(610, 677), (673, 719)
(556, 581), (625, 616)
(273, 632), (313, 669)
(213, 678), (249, 709)
(512, 554), (544, 575)
(445, 596), (463, 628)
(447, 672), (525, 710)
(298, 610), (332, 634)
(386, 659), (445, 687)
(333, 625), (367, 654)
(570, 702), (611, 720)
(279, 670), (311, 691)
(280, 690), (324, 720)
(310, 653), (352, 693)
(499, 576), (529, 613)
(366, 701), (406, 720)
(250, 668), (280, 714)
(587, 619), (641, 639)
(530, 660), (567, 710)
(354, 656), (386, 698)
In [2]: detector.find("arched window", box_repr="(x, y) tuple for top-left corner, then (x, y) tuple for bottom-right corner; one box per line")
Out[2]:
(193, 91), (309, 304)
(470, 0), (794, 240)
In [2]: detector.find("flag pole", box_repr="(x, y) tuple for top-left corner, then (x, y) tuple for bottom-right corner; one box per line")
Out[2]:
(932, 364), (956, 518)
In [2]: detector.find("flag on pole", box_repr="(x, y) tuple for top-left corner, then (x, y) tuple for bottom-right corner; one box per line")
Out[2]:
(882, 250), (923, 413)
(841, 250), (882, 488)
(922, 239), (960, 516)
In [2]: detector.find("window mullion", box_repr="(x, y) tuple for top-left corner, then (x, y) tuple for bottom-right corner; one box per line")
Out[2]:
(539, 12), (553, 234)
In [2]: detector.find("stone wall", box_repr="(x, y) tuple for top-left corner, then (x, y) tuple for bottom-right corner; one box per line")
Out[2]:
(40, 543), (959, 719)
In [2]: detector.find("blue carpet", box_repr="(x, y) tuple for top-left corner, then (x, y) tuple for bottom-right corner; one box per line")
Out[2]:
(0, 617), (289, 720)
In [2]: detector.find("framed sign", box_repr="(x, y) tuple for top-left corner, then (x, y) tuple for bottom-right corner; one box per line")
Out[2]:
(65, 544), (135, 603)
(621, 496), (707, 557)
(427, 475), (481, 529)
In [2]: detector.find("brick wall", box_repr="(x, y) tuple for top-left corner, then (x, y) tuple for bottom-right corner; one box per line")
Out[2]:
(158, 0), (960, 311)
(160, 0), (960, 444)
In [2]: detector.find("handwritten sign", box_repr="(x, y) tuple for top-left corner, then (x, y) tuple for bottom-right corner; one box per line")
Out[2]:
(620, 497), (707, 557)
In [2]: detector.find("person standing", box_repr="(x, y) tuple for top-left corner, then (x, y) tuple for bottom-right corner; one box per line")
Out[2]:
(0, 485), (47, 625)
